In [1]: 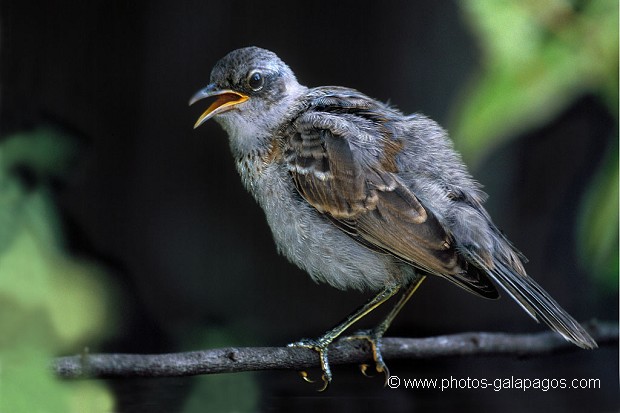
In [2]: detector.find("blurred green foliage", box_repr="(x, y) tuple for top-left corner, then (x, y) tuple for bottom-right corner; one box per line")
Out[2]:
(0, 3), (616, 411)
(453, 0), (618, 289)
(577, 140), (619, 289)
(453, 0), (618, 162)
(0, 128), (118, 412)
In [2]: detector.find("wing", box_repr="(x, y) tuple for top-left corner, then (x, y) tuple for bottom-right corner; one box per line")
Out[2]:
(282, 88), (498, 299)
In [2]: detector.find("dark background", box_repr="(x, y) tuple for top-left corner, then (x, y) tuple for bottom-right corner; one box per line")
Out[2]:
(1, 1), (617, 412)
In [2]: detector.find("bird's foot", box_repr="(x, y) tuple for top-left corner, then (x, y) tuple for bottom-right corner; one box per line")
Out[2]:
(287, 338), (333, 391)
(343, 329), (390, 385)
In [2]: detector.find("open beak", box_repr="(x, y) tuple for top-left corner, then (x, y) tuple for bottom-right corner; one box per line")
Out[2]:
(189, 84), (249, 129)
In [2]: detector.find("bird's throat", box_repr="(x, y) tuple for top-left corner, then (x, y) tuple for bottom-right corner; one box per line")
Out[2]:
(234, 138), (283, 198)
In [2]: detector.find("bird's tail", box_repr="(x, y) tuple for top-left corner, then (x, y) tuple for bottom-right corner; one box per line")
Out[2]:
(469, 251), (597, 349)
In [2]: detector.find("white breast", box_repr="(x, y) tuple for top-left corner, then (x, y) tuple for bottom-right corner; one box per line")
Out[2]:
(239, 159), (405, 291)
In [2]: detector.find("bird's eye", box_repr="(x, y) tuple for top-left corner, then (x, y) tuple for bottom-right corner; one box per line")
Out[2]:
(247, 71), (264, 91)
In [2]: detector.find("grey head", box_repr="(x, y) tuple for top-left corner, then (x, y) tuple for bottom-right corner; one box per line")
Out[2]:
(189, 47), (307, 157)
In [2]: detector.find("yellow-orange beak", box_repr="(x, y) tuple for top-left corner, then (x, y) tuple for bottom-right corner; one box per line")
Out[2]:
(189, 84), (249, 129)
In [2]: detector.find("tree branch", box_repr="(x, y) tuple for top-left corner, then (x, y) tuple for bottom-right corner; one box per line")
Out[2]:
(54, 319), (617, 379)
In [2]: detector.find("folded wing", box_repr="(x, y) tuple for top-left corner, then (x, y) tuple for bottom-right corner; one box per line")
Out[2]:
(282, 88), (498, 299)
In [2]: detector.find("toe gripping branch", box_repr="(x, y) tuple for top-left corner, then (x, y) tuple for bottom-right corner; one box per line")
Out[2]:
(344, 329), (390, 384)
(287, 338), (334, 392)
(288, 276), (427, 391)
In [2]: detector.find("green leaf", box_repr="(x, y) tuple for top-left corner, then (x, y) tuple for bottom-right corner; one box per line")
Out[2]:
(1, 345), (115, 413)
(577, 139), (619, 289)
(1, 127), (78, 179)
(452, 0), (619, 164)
(0, 129), (118, 411)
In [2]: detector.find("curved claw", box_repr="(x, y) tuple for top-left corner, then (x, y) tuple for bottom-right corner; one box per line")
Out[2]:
(360, 358), (391, 386)
(288, 340), (333, 391)
(379, 363), (391, 387)
(299, 370), (315, 383)
(317, 374), (330, 392)
(296, 370), (330, 391)
(344, 330), (391, 384)
(359, 363), (373, 377)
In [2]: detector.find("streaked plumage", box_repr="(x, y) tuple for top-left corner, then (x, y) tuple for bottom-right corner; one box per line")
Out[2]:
(190, 46), (596, 389)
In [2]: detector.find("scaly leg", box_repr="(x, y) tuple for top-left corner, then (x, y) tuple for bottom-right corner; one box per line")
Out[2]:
(288, 284), (400, 391)
(346, 275), (427, 384)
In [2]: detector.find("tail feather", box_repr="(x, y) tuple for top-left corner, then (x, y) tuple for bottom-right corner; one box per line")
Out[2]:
(470, 252), (597, 349)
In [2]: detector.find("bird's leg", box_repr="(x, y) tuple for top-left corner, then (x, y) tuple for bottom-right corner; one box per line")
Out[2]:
(345, 275), (427, 384)
(288, 284), (400, 391)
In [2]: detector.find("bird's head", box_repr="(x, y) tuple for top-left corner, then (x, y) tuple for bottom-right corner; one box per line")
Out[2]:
(190, 47), (305, 153)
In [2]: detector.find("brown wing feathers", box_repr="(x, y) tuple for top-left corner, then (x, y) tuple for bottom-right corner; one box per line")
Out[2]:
(284, 91), (499, 298)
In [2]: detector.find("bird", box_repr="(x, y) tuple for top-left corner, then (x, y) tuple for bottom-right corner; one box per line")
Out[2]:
(189, 46), (597, 390)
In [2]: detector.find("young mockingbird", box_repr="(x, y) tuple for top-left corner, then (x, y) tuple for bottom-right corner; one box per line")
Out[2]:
(190, 46), (596, 390)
